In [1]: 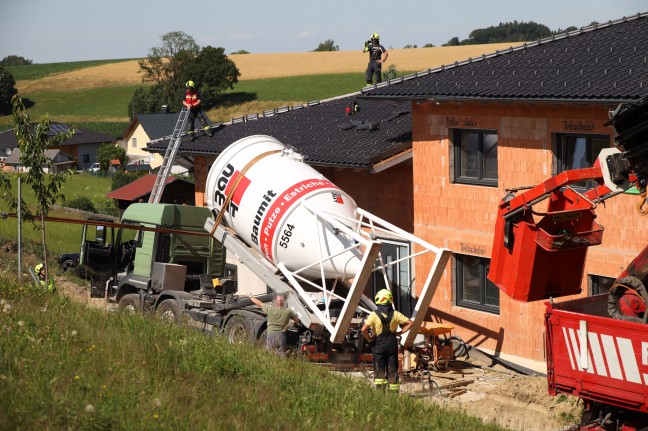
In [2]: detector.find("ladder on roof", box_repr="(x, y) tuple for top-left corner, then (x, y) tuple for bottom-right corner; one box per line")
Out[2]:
(149, 107), (190, 204)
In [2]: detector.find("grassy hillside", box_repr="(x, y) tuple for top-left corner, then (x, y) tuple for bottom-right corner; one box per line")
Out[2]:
(0, 174), (113, 257)
(0, 275), (505, 431)
(5, 58), (136, 81)
(0, 43), (519, 130)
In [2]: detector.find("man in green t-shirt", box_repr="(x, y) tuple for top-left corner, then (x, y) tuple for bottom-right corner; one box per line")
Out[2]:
(249, 293), (300, 356)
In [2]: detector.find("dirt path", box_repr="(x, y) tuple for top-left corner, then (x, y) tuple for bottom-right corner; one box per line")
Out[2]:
(399, 365), (581, 430)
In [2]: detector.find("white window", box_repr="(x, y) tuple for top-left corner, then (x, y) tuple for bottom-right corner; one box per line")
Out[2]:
(130, 137), (137, 148)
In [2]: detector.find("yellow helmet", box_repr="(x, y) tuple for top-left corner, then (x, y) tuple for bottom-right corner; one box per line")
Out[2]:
(374, 289), (393, 305)
(185, 80), (195, 88)
(35, 263), (44, 272)
(371, 33), (380, 41)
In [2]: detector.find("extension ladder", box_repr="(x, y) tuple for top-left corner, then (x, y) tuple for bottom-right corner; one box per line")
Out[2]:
(149, 107), (190, 204)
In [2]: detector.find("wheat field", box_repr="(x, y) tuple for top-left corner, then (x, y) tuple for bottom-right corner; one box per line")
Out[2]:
(17, 43), (518, 92)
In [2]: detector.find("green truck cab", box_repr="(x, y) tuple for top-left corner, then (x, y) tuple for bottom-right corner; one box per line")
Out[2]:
(83, 203), (227, 307)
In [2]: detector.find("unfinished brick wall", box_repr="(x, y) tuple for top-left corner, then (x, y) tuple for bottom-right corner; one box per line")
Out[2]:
(413, 101), (648, 364)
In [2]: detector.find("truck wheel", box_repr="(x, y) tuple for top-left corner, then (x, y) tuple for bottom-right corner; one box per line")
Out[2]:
(257, 327), (267, 347)
(59, 258), (77, 272)
(118, 293), (139, 313)
(225, 315), (254, 344)
(156, 299), (183, 324)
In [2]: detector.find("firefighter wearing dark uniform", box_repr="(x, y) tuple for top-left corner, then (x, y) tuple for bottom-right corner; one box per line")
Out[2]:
(363, 33), (388, 85)
(361, 289), (413, 392)
(183, 80), (214, 141)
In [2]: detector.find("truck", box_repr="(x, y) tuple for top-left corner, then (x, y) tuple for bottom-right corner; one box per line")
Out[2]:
(488, 96), (648, 430)
(83, 135), (450, 361)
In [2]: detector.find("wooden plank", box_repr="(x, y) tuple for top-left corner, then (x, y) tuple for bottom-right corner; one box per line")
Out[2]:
(447, 388), (467, 398)
(435, 379), (474, 390)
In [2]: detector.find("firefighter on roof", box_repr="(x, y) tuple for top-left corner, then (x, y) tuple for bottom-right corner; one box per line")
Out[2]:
(361, 289), (413, 392)
(363, 33), (388, 85)
(183, 80), (214, 141)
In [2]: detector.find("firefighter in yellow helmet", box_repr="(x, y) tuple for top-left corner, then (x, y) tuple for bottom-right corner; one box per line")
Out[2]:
(361, 289), (413, 392)
(35, 263), (56, 292)
(183, 80), (214, 141)
(362, 33), (388, 85)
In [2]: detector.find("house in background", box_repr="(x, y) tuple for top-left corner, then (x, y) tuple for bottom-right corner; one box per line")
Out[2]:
(0, 123), (115, 170)
(106, 174), (195, 214)
(119, 107), (192, 174)
(145, 13), (648, 371)
(360, 13), (648, 370)
(147, 94), (417, 313)
(3, 148), (75, 173)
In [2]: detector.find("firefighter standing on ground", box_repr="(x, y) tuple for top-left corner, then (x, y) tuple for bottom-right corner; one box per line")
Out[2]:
(363, 33), (388, 85)
(183, 80), (214, 141)
(361, 289), (413, 392)
(35, 263), (55, 292)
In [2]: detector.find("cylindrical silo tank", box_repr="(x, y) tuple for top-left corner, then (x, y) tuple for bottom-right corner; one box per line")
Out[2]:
(205, 135), (363, 279)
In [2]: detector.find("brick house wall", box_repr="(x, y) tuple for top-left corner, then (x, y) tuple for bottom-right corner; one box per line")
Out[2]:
(413, 101), (648, 366)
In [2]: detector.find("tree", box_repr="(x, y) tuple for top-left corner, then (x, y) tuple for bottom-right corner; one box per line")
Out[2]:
(185, 46), (240, 107)
(127, 86), (165, 119)
(96, 143), (127, 173)
(0, 55), (32, 66)
(138, 31), (200, 107)
(0, 67), (17, 115)
(11, 95), (74, 284)
(403, 44), (417, 49)
(423, 43), (435, 48)
(231, 50), (250, 55)
(443, 37), (461, 46)
(134, 32), (239, 113)
(313, 39), (339, 52)
(382, 64), (398, 81)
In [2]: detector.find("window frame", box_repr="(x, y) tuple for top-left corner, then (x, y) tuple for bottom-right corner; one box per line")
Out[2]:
(455, 253), (500, 314)
(588, 274), (616, 296)
(452, 128), (498, 187)
(554, 133), (611, 190)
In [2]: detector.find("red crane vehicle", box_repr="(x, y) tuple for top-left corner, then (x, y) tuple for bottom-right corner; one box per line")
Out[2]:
(489, 97), (648, 431)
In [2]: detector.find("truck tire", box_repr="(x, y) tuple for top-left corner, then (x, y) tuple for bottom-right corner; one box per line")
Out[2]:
(118, 293), (139, 313)
(225, 315), (254, 344)
(257, 327), (267, 347)
(156, 299), (183, 324)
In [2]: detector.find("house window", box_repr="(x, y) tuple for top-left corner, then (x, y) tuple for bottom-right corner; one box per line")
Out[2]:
(366, 240), (413, 315)
(130, 137), (137, 148)
(453, 129), (498, 186)
(555, 134), (610, 189)
(82, 154), (90, 163)
(456, 254), (499, 314)
(588, 274), (615, 295)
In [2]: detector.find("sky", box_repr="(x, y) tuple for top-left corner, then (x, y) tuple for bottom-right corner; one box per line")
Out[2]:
(0, 0), (645, 63)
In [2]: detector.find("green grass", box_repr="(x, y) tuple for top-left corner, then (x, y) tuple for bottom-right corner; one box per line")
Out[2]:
(74, 121), (130, 139)
(20, 85), (142, 120)
(223, 72), (415, 102)
(4, 59), (137, 81)
(0, 276), (505, 431)
(0, 174), (113, 257)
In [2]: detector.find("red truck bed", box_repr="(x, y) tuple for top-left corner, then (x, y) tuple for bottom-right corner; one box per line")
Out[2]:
(546, 294), (648, 413)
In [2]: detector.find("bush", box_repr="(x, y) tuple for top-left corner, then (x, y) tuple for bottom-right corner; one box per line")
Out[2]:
(97, 199), (119, 217)
(64, 196), (96, 213)
(111, 171), (145, 191)
(383, 64), (398, 81)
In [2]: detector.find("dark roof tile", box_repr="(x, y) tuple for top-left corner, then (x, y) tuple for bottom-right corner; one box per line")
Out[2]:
(361, 13), (648, 102)
(147, 96), (412, 168)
